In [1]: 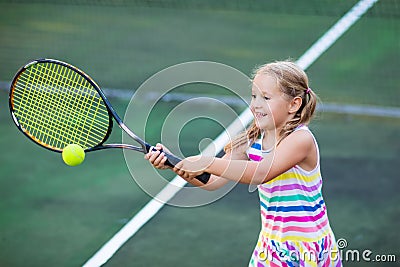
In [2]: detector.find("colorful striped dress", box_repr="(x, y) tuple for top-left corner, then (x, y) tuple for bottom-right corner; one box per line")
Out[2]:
(247, 126), (342, 267)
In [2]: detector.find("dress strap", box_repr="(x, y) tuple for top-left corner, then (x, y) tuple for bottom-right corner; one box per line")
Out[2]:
(293, 125), (320, 171)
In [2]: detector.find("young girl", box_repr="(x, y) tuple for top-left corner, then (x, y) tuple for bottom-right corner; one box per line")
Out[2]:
(145, 60), (342, 267)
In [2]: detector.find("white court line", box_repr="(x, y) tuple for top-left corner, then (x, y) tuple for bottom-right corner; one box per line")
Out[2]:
(296, 0), (379, 69)
(82, 0), (379, 266)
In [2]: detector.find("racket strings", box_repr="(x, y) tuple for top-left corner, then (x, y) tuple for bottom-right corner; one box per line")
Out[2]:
(14, 65), (85, 147)
(14, 64), (108, 149)
(11, 62), (110, 150)
(34, 63), (109, 146)
(19, 64), (79, 147)
(14, 64), (83, 146)
(40, 64), (109, 142)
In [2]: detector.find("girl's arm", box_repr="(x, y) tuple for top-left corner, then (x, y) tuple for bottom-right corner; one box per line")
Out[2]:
(179, 144), (248, 191)
(174, 130), (314, 185)
(145, 143), (248, 191)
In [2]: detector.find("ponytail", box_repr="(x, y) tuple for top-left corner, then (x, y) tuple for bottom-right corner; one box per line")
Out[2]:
(301, 88), (318, 125)
(280, 86), (318, 143)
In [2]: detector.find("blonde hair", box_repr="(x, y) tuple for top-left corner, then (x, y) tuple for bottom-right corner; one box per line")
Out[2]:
(224, 60), (318, 153)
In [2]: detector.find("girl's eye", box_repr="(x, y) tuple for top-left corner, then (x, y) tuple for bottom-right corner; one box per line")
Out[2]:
(251, 94), (256, 99)
(264, 96), (270, 100)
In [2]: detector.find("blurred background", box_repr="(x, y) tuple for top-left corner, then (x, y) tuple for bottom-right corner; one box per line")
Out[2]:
(0, 0), (399, 266)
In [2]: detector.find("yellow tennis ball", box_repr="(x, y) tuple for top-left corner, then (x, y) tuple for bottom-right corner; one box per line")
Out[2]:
(62, 144), (85, 166)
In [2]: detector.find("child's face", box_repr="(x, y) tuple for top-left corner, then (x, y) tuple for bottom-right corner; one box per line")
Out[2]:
(250, 74), (292, 131)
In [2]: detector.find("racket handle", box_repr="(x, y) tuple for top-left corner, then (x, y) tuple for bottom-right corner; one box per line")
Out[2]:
(159, 149), (211, 184)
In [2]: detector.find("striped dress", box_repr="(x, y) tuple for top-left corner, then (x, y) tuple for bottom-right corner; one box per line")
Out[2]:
(247, 126), (342, 267)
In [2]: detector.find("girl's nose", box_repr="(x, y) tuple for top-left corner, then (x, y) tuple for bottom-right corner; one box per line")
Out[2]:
(251, 96), (263, 108)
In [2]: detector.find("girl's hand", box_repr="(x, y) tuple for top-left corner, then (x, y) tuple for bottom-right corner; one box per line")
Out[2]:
(173, 155), (214, 180)
(144, 143), (171, 170)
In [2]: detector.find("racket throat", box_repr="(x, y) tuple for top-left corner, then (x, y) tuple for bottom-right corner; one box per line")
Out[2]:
(119, 123), (150, 152)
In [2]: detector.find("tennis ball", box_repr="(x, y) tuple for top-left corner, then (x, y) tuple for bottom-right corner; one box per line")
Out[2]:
(62, 144), (85, 166)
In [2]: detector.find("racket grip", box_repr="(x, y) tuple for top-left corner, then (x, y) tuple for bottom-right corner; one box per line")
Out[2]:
(159, 149), (211, 184)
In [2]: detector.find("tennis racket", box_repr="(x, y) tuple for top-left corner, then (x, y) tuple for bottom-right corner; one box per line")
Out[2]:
(8, 58), (210, 184)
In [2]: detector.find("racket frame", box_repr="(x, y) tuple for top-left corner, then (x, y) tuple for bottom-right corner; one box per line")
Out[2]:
(9, 58), (149, 153)
(8, 58), (210, 183)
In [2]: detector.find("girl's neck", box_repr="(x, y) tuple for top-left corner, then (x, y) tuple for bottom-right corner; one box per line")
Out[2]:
(261, 129), (279, 151)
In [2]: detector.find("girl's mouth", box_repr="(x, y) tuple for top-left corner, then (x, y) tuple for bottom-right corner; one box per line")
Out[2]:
(254, 112), (267, 119)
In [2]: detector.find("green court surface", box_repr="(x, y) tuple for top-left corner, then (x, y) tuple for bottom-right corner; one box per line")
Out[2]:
(0, 1), (399, 266)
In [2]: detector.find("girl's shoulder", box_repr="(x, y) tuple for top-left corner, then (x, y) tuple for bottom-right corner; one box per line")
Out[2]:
(284, 125), (317, 148)
(292, 125), (317, 143)
(293, 124), (311, 132)
(286, 125), (320, 172)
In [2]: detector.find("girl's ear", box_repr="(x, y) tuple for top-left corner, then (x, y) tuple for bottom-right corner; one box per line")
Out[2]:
(288, 96), (303, 114)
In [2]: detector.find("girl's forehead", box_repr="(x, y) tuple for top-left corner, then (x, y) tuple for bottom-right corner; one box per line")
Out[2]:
(252, 74), (279, 93)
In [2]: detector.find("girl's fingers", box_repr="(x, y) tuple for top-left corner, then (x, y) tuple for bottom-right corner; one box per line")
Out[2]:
(148, 150), (160, 162)
(161, 155), (168, 165)
(156, 143), (172, 154)
(153, 152), (165, 166)
(144, 146), (170, 170)
(156, 143), (163, 149)
(149, 151), (165, 167)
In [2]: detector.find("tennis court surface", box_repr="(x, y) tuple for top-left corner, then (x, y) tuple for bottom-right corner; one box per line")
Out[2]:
(0, 1), (399, 266)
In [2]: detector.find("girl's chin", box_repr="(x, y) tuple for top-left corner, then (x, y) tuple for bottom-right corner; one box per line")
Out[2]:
(255, 121), (276, 131)
(255, 122), (269, 130)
